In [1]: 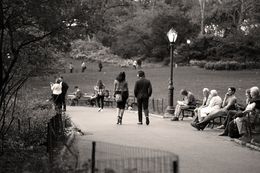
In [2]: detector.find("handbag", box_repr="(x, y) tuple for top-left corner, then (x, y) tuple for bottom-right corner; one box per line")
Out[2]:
(115, 93), (122, 102)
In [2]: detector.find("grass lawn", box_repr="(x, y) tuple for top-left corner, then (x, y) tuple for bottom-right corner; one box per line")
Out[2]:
(30, 59), (260, 107)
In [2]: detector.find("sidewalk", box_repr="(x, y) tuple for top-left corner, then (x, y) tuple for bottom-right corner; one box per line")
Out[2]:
(66, 106), (260, 173)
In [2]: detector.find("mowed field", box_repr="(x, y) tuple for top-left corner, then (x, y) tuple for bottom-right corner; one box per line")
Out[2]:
(30, 60), (260, 106)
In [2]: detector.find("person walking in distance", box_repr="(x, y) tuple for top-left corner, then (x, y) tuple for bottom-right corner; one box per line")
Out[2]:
(114, 72), (129, 125)
(59, 76), (69, 112)
(134, 70), (152, 125)
(94, 80), (106, 112)
(69, 62), (74, 73)
(81, 61), (86, 72)
(98, 61), (103, 72)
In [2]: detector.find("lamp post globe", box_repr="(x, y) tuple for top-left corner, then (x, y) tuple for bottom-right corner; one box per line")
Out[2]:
(164, 28), (178, 118)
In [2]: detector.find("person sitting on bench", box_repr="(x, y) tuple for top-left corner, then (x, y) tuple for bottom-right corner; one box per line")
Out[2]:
(171, 89), (196, 121)
(71, 86), (83, 106)
(191, 88), (210, 125)
(192, 87), (237, 131)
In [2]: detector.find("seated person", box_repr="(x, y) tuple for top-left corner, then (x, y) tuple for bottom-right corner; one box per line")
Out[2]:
(191, 88), (210, 124)
(191, 89), (223, 130)
(224, 86), (260, 138)
(171, 89), (196, 121)
(70, 86), (83, 106)
(193, 87), (237, 131)
(217, 88), (251, 135)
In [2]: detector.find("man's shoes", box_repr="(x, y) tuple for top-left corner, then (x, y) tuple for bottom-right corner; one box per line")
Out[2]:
(171, 117), (179, 121)
(191, 122), (200, 131)
(216, 125), (225, 129)
(191, 122), (201, 131)
(146, 117), (150, 125)
(219, 132), (228, 136)
(98, 108), (102, 112)
(137, 122), (143, 125)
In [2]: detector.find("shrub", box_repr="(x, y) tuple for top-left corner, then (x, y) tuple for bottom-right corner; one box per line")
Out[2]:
(190, 60), (207, 68)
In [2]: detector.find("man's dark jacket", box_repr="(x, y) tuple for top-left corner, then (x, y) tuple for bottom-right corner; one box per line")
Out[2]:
(134, 77), (152, 99)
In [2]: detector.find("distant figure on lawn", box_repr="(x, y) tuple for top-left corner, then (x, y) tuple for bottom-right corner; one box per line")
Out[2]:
(50, 78), (62, 113)
(133, 60), (137, 70)
(69, 62), (74, 73)
(81, 61), (86, 72)
(171, 89), (196, 121)
(94, 80), (106, 112)
(134, 70), (152, 125)
(114, 72), (129, 125)
(59, 76), (69, 112)
(98, 61), (103, 72)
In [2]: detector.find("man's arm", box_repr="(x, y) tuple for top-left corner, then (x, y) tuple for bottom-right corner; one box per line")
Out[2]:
(223, 97), (236, 111)
(134, 82), (138, 97)
(148, 81), (152, 97)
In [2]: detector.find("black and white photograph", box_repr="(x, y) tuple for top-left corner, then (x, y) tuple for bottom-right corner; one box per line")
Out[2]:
(1, 0), (260, 172)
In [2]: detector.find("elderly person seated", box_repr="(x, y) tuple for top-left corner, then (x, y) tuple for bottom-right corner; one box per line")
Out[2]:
(191, 89), (222, 130)
(191, 88), (210, 124)
(223, 86), (260, 138)
(171, 89), (196, 121)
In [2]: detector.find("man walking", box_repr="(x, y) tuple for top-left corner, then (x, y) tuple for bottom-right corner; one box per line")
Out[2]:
(60, 76), (69, 111)
(134, 71), (152, 125)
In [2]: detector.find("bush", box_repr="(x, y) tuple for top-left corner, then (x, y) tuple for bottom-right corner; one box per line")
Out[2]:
(190, 60), (207, 68)
(191, 60), (260, 70)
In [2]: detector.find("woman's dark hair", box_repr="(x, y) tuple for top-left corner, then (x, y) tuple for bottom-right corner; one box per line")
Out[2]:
(116, 72), (126, 82)
(97, 80), (104, 88)
(229, 87), (236, 93)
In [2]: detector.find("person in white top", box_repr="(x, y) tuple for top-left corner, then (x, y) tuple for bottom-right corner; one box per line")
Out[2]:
(199, 90), (222, 119)
(81, 61), (86, 72)
(50, 78), (62, 112)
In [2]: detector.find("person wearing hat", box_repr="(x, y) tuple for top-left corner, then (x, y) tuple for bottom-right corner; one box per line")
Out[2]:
(134, 70), (152, 125)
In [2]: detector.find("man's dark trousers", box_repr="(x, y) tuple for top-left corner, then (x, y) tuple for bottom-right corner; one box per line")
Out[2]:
(137, 97), (149, 123)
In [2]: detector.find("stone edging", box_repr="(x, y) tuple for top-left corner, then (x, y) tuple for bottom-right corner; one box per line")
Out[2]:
(232, 138), (260, 152)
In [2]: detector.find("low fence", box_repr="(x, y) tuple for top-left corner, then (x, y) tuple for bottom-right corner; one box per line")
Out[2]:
(75, 95), (168, 115)
(80, 140), (179, 173)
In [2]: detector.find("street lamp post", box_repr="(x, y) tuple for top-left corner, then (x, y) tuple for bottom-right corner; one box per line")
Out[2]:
(186, 39), (191, 63)
(164, 28), (178, 118)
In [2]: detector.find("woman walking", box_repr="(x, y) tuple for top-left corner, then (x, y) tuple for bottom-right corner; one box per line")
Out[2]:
(114, 72), (129, 125)
(94, 80), (106, 112)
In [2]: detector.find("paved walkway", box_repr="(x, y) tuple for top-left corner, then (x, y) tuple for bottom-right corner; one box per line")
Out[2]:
(67, 106), (260, 173)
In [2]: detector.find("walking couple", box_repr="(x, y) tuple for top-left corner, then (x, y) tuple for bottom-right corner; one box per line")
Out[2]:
(114, 71), (152, 125)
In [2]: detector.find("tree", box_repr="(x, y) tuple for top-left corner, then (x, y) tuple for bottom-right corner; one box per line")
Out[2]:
(0, 0), (82, 153)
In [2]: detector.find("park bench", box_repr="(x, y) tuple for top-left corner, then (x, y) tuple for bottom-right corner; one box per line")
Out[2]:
(180, 99), (202, 120)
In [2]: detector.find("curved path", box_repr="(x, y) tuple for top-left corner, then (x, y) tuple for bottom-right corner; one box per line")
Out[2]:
(68, 106), (260, 173)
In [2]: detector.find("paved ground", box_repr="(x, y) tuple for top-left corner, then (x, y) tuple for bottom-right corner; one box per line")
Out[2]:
(67, 106), (260, 173)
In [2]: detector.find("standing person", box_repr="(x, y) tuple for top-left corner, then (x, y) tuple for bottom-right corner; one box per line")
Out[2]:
(98, 61), (103, 72)
(94, 80), (106, 112)
(69, 62), (74, 73)
(134, 70), (152, 125)
(59, 76), (69, 112)
(114, 72), (129, 125)
(81, 61), (86, 72)
(133, 60), (137, 70)
(50, 78), (62, 113)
